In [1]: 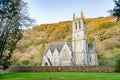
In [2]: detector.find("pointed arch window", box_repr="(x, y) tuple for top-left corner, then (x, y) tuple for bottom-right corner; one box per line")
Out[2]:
(62, 49), (69, 61)
(79, 21), (81, 29)
(75, 22), (77, 30)
(90, 55), (92, 62)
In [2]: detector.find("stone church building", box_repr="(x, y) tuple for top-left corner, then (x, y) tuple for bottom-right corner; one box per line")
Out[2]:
(42, 12), (98, 66)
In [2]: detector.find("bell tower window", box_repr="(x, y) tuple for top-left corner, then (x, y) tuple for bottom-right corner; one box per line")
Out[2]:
(79, 22), (81, 29)
(75, 22), (77, 30)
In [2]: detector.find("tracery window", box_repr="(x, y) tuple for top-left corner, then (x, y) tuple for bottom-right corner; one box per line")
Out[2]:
(62, 49), (69, 61)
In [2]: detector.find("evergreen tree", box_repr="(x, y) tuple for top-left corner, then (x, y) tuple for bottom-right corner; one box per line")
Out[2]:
(113, 54), (120, 72)
(111, 0), (120, 22)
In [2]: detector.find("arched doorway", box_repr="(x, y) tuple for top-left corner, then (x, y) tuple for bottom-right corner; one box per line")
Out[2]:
(45, 62), (48, 66)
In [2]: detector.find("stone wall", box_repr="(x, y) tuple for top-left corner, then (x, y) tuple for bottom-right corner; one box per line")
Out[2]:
(7, 66), (120, 72)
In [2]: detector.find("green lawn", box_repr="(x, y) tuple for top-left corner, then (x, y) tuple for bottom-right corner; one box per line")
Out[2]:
(1, 72), (120, 80)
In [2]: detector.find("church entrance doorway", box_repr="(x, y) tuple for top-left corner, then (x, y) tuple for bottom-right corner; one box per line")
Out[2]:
(45, 62), (48, 66)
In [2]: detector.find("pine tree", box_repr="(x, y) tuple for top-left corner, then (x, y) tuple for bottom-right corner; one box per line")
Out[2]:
(112, 0), (120, 22)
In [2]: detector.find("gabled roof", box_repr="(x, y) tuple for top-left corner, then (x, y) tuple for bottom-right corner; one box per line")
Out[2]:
(66, 42), (72, 51)
(49, 43), (64, 53)
(45, 42), (72, 54)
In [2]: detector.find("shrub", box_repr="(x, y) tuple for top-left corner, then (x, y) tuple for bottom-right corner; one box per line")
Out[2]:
(94, 22), (117, 31)
(33, 39), (46, 46)
(88, 36), (94, 43)
(98, 60), (116, 66)
(21, 60), (29, 65)
(113, 54), (120, 72)
(114, 54), (120, 67)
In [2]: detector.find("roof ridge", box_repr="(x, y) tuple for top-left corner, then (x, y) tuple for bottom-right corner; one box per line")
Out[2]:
(45, 42), (72, 55)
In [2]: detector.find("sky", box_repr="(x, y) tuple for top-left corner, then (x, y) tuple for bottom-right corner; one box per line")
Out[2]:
(24, 0), (115, 25)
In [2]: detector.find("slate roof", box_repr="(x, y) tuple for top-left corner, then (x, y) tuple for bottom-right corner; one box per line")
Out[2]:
(45, 42), (72, 54)
(66, 42), (72, 51)
(45, 42), (95, 55)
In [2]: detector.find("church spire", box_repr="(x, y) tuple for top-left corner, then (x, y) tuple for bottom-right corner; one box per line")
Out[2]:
(73, 13), (75, 21)
(80, 11), (85, 22)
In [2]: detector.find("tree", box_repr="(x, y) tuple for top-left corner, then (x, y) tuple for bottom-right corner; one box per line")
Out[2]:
(113, 54), (120, 72)
(0, 0), (35, 70)
(109, 0), (120, 22)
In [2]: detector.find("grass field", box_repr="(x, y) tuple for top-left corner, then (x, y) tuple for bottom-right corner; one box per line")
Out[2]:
(1, 72), (120, 80)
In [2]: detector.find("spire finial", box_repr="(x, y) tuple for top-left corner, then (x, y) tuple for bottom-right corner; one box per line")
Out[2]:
(81, 11), (85, 21)
(80, 11), (86, 24)
(73, 13), (75, 21)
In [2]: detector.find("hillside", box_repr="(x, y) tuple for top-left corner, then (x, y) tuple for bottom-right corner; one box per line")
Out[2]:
(12, 16), (120, 65)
